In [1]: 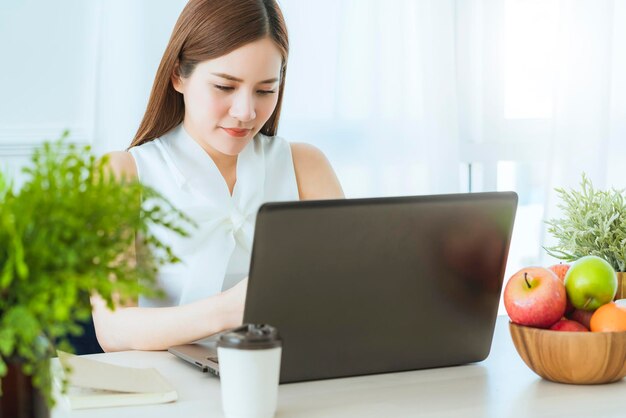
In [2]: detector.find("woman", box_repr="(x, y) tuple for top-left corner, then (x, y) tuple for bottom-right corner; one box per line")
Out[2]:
(92, 0), (344, 352)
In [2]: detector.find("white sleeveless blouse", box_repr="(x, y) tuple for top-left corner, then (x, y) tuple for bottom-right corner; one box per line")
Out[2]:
(129, 124), (299, 307)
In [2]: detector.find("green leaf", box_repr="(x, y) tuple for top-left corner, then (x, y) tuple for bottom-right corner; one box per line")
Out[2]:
(0, 358), (6, 381)
(0, 327), (16, 356)
(545, 173), (626, 272)
(0, 132), (193, 407)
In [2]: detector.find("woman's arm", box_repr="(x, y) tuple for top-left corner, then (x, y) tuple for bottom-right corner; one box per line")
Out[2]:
(92, 151), (246, 352)
(290, 143), (344, 200)
(91, 278), (246, 352)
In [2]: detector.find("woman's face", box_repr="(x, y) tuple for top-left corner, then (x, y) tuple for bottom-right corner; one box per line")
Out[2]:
(172, 37), (282, 157)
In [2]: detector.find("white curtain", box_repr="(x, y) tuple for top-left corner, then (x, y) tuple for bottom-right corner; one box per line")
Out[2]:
(278, 0), (626, 274)
(540, 0), (626, 261)
(548, 0), (624, 190)
(279, 0), (461, 197)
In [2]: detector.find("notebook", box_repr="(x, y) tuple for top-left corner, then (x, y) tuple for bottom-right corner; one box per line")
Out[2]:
(53, 351), (177, 410)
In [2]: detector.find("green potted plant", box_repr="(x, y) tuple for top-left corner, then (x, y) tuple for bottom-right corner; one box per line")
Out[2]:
(545, 173), (626, 298)
(0, 132), (193, 417)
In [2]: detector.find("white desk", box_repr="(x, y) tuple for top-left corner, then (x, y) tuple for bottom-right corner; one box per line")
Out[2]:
(52, 316), (626, 418)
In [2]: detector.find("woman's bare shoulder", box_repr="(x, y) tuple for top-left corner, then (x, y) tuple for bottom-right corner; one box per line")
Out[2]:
(289, 142), (344, 200)
(103, 151), (138, 180)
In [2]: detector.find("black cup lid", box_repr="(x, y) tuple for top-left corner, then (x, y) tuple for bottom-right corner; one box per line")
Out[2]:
(217, 324), (282, 350)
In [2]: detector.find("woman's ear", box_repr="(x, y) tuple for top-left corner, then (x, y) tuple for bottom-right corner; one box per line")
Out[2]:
(171, 61), (184, 93)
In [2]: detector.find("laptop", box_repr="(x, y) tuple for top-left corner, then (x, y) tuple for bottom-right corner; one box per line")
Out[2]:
(169, 191), (518, 383)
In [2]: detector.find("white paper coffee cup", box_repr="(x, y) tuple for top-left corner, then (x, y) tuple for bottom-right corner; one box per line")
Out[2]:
(218, 324), (282, 418)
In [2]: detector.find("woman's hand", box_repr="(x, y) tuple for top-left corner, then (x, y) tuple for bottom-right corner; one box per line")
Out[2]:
(221, 277), (248, 329)
(92, 277), (250, 351)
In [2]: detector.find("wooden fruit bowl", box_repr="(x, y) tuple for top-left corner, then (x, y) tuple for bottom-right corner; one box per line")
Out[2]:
(509, 322), (626, 384)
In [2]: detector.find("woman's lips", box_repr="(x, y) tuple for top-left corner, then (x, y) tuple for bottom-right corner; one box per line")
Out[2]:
(222, 127), (251, 138)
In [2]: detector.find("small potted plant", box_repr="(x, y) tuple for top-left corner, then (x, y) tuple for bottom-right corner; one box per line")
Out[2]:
(0, 132), (193, 417)
(545, 173), (626, 298)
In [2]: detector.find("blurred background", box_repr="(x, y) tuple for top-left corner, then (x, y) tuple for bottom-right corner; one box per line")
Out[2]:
(1, 0), (625, 312)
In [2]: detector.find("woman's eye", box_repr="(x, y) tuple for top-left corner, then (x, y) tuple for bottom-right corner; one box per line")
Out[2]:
(212, 84), (275, 95)
(213, 84), (234, 91)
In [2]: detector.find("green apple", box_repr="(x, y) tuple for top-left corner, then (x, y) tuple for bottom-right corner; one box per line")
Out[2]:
(564, 255), (617, 311)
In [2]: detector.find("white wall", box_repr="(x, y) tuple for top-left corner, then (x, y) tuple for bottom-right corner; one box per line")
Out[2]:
(0, 0), (186, 186)
(0, 1), (98, 186)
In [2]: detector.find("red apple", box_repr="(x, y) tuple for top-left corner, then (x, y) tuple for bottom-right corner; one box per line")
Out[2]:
(549, 263), (574, 314)
(548, 263), (570, 281)
(549, 319), (589, 332)
(567, 308), (594, 329)
(504, 266), (567, 328)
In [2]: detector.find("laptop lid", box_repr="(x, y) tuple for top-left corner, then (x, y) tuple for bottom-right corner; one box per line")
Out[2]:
(243, 191), (517, 383)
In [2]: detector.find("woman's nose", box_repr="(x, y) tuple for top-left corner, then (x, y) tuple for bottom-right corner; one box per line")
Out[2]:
(229, 91), (256, 122)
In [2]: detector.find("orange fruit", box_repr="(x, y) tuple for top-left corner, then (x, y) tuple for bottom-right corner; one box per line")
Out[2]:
(589, 302), (626, 332)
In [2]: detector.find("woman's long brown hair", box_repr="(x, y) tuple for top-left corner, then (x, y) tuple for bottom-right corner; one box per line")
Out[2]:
(129, 0), (289, 149)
